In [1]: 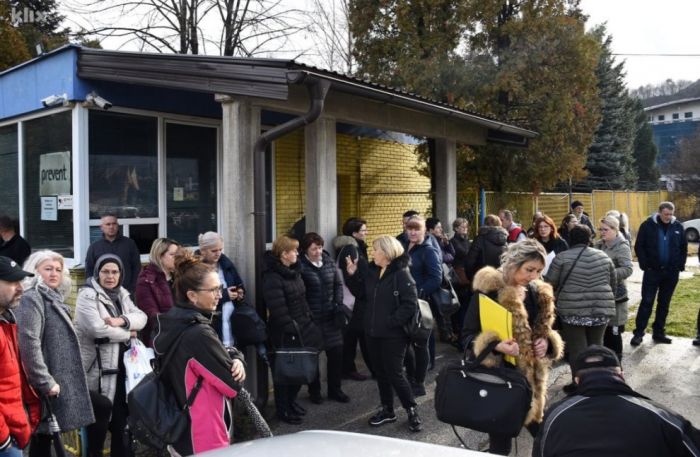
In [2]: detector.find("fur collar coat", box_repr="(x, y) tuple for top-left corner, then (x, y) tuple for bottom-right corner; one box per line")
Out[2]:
(470, 267), (564, 425)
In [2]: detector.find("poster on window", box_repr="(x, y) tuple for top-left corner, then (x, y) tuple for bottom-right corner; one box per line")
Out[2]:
(39, 151), (71, 196)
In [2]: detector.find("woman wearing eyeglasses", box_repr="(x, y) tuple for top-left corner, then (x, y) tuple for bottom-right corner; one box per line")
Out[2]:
(153, 252), (246, 455)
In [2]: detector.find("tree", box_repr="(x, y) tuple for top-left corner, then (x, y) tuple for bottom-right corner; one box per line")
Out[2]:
(306, 0), (354, 74)
(66, 0), (308, 56)
(0, 1), (31, 70)
(9, 0), (70, 55)
(579, 27), (637, 191)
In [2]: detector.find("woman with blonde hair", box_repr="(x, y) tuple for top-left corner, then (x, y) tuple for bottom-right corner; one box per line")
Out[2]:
(16, 251), (94, 457)
(136, 237), (180, 346)
(345, 235), (422, 432)
(463, 240), (563, 454)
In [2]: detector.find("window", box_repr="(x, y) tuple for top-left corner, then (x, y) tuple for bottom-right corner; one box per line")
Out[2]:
(165, 123), (217, 246)
(23, 112), (74, 257)
(658, 115), (665, 121)
(685, 112), (693, 118)
(89, 111), (158, 219)
(0, 125), (19, 219)
(672, 113), (679, 120)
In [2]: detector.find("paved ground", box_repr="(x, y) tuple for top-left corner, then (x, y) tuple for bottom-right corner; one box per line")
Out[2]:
(267, 258), (700, 456)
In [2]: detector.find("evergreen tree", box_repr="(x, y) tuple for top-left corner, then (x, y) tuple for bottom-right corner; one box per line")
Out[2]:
(0, 1), (31, 71)
(9, 0), (68, 55)
(631, 98), (660, 190)
(580, 27), (637, 190)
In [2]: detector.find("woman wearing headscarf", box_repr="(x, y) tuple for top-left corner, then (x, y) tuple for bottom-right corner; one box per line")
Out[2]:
(135, 238), (180, 347)
(75, 254), (147, 457)
(197, 232), (245, 347)
(16, 251), (94, 457)
(299, 232), (349, 404)
(595, 215), (633, 361)
(462, 240), (564, 455)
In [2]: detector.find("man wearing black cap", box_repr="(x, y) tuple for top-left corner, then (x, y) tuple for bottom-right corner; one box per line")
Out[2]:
(570, 200), (596, 237)
(0, 256), (40, 454)
(533, 345), (700, 457)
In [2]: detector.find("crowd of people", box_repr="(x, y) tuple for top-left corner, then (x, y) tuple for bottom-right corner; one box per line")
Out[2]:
(0, 200), (699, 456)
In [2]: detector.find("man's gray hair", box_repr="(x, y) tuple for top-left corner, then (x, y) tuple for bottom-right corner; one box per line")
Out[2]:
(658, 201), (675, 212)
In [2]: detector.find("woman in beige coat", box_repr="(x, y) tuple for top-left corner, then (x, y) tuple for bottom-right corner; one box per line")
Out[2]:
(75, 254), (146, 457)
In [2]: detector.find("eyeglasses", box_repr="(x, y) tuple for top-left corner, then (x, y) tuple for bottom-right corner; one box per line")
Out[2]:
(196, 286), (223, 294)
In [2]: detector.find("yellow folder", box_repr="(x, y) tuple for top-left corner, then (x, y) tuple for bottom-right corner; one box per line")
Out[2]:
(478, 294), (516, 365)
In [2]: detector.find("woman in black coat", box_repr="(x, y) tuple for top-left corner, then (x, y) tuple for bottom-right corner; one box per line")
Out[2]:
(299, 232), (348, 404)
(345, 235), (422, 433)
(532, 215), (569, 254)
(262, 235), (323, 425)
(465, 214), (508, 280)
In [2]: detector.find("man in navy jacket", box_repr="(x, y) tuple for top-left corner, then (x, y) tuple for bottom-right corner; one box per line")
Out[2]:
(631, 202), (688, 346)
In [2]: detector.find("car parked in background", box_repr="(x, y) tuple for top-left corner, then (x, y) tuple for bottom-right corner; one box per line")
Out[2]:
(682, 219), (700, 242)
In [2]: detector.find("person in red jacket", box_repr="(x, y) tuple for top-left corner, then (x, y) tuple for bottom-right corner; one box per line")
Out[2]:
(0, 256), (40, 456)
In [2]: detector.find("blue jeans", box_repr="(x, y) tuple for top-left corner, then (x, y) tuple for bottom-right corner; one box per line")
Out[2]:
(0, 439), (23, 457)
(634, 269), (679, 337)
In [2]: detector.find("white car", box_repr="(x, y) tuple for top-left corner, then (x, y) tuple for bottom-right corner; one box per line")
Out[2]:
(198, 430), (496, 457)
(682, 219), (700, 242)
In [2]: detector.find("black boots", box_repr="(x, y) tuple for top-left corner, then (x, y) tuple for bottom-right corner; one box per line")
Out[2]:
(407, 406), (422, 432)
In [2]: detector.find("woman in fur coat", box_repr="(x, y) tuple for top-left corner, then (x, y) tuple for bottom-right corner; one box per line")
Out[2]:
(462, 239), (564, 455)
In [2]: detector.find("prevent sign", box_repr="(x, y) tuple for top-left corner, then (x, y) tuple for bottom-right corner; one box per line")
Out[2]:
(39, 151), (71, 196)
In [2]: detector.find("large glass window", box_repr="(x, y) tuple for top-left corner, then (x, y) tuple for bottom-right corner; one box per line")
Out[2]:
(89, 111), (158, 219)
(0, 125), (19, 219)
(166, 123), (217, 246)
(23, 112), (73, 257)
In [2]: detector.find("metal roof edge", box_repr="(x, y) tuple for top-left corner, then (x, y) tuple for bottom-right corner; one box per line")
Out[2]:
(644, 97), (700, 112)
(0, 43), (79, 77)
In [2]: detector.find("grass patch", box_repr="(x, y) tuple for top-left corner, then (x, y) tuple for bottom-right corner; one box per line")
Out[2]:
(628, 273), (700, 338)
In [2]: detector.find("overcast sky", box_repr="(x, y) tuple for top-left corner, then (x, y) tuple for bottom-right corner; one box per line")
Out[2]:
(581, 0), (700, 89)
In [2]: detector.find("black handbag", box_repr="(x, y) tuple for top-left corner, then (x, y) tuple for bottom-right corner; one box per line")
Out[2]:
(434, 340), (532, 438)
(430, 265), (460, 317)
(230, 302), (268, 347)
(272, 321), (319, 385)
(127, 324), (204, 451)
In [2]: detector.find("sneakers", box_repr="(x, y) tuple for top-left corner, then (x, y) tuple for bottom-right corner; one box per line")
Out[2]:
(630, 335), (643, 346)
(407, 407), (422, 432)
(368, 406), (397, 426)
(652, 334), (672, 344)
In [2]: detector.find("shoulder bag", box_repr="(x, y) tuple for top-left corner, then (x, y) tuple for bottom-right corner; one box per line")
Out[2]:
(554, 246), (586, 298)
(395, 272), (433, 342)
(272, 320), (319, 385)
(434, 340), (532, 438)
(127, 323), (204, 451)
(430, 264), (460, 317)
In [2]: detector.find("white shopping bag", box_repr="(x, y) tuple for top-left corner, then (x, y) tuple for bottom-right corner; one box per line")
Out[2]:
(124, 338), (155, 395)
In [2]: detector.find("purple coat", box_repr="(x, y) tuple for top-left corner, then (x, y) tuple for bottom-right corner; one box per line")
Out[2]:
(135, 263), (174, 346)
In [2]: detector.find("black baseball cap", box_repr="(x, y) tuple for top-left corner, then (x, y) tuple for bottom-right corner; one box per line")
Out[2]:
(572, 345), (620, 375)
(0, 256), (34, 282)
(571, 200), (584, 209)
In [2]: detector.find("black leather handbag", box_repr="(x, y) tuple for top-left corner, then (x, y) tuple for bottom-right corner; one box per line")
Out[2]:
(434, 340), (532, 438)
(430, 265), (460, 317)
(272, 321), (319, 385)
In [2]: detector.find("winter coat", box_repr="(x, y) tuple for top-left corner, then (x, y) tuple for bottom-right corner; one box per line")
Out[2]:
(464, 226), (508, 280)
(463, 267), (564, 425)
(545, 246), (616, 320)
(85, 235), (142, 294)
(15, 285), (94, 433)
(404, 239), (442, 297)
(333, 235), (368, 332)
(300, 252), (344, 349)
(74, 278), (147, 403)
(0, 310), (40, 449)
(450, 233), (471, 266)
(153, 305), (243, 456)
(533, 371), (700, 457)
(595, 236), (634, 326)
(261, 252), (323, 350)
(135, 263), (174, 347)
(436, 236), (456, 265)
(537, 237), (569, 255)
(345, 253), (418, 339)
(0, 234), (31, 266)
(635, 214), (688, 272)
(212, 253), (245, 342)
(577, 213), (596, 238)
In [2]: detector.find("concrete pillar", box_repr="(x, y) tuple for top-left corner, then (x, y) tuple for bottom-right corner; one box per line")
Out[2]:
(305, 117), (337, 251)
(434, 138), (457, 235)
(217, 94), (260, 303)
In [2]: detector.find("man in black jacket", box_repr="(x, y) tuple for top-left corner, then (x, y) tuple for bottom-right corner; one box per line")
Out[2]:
(85, 213), (141, 294)
(533, 345), (700, 457)
(632, 201), (688, 346)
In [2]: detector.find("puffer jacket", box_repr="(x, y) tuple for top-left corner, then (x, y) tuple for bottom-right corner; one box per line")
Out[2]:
(300, 252), (344, 349)
(595, 236), (634, 326)
(135, 263), (174, 347)
(403, 239), (442, 297)
(74, 278), (147, 403)
(464, 226), (508, 280)
(261, 252), (323, 350)
(153, 305), (243, 456)
(545, 245), (616, 320)
(0, 310), (40, 449)
(345, 253), (417, 338)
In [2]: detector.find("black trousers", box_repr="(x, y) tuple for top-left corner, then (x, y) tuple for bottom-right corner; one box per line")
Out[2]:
(403, 332), (430, 385)
(309, 345), (344, 395)
(604, 324), (625, 360)
(273, 383), (302, 415)
(86, 367), (131, 457)
(634, 269), (679, 337)
(342, 326), (374, 376)
(366, 335), (416, 410)
(28, 433), (53, 457)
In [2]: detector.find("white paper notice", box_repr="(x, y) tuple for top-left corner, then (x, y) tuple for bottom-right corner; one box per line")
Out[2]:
(41, 196), (58, 221)
(542, 250), (556, 276)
